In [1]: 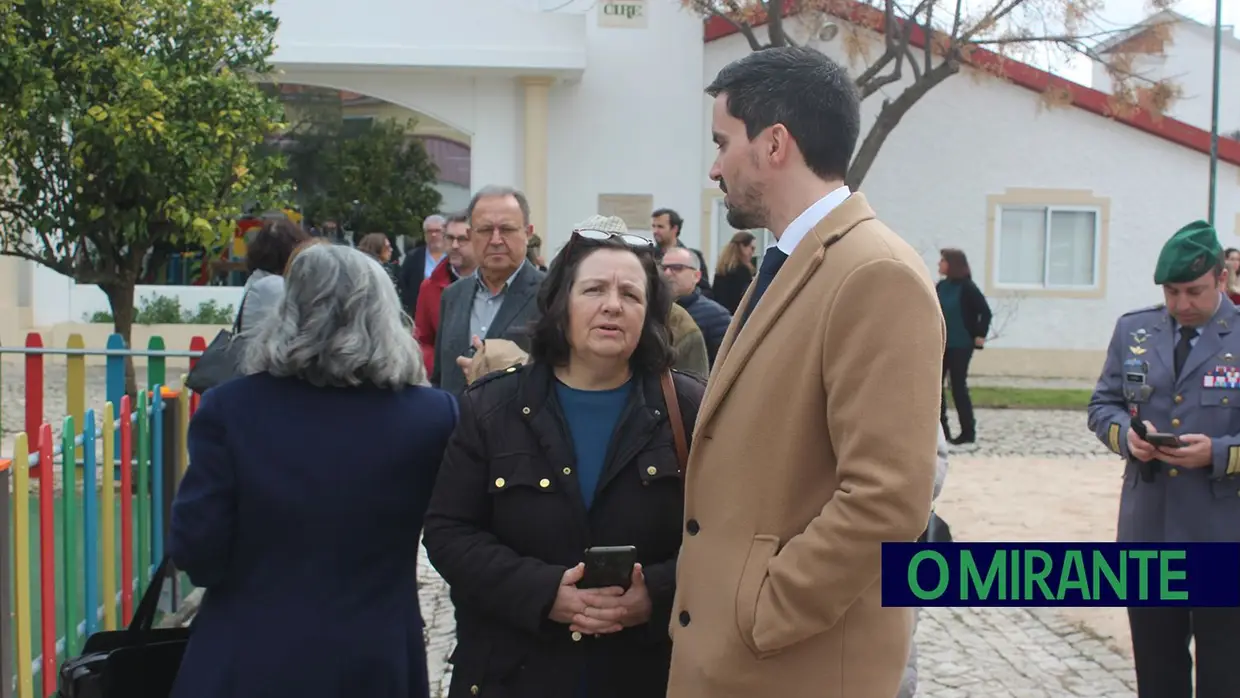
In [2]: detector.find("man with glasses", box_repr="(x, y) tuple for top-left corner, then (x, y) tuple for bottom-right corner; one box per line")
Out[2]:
(661, 247), (732, 368)
(414, 212), (478, 375)
(431, 185), (546, 395)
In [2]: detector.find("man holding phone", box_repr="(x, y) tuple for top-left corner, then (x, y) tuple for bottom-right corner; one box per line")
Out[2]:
(1087, 220), (1240, 698)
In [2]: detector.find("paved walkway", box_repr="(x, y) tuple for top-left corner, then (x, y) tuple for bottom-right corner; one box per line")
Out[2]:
(416, 408), (1139, 697)
(415, 547), (1137, 698)
(6, 366), (1139, 696)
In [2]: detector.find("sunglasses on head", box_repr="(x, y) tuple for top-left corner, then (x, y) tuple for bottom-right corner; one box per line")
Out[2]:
(572, 228), (655, 248)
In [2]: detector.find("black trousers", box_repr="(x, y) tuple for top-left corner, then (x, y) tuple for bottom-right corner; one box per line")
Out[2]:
(1128, 606), (1240, 697)
(940, 347), (975, 437)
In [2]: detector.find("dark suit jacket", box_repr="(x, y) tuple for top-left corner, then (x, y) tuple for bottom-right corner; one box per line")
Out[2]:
(169, 372), (458, 698)
(431, 262), (546, 395)
(399, 244), (430, 314)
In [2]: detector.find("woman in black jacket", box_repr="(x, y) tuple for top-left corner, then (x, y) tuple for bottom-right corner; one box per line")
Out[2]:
(936, 248), (992, 444)
(710, 231), (757, 314)
(422, 215), (706, 698)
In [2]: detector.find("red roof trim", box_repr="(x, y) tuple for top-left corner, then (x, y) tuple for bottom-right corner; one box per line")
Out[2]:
(704, 6), (1240, 168)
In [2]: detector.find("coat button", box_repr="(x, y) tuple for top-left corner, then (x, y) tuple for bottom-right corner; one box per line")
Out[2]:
(571, 631), (583, 641)
(1225, 398), (1231, 405)
(1175, 394), (1184, 404)
(686, 519), (700, 535)
(563, 467), (572, 475)
(1168, 468), (1180, 477)
(522, 407), (531, 415)
(647, 466), (657, 476)
(539, 478), (551, 488)
(470, 686), (480, 696)
(494, 478), (505, 488)
(679, 610), (691, 627)
(1171, 418), (1181, 428)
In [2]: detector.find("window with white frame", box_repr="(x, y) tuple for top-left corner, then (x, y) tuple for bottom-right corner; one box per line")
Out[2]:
(995, 205), (1100, 288)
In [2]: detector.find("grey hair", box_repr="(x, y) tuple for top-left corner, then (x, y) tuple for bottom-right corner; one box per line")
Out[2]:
(467, 185), (530, 226)
(423, 214), (446, 231)
(242, 244), (428, 389)
(662, 246), (699, 269)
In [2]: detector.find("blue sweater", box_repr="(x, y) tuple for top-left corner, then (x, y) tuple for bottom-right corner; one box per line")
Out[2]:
(554, 377), (632, 698)
(554, 378), (632, 509)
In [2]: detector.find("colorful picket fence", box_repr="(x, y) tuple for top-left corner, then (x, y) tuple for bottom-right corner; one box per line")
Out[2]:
(0, 331), (209, 698)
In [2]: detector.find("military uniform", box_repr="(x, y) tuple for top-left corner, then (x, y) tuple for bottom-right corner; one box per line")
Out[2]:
(1087, 220), (1240, 698)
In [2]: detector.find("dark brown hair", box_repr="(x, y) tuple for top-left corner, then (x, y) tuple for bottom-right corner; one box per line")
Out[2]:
(529, 235), (675, 374)
(940, 248), (972, 281)
(357, 233), (390, 260)
(246, 219), (310, 275)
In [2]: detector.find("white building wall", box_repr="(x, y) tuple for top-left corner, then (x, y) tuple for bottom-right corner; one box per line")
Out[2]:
(705, 26), (1240, 363)
(1090, 21), (1240, 136)
(271, 0), (589, 72)
(543, 1), (705, 253)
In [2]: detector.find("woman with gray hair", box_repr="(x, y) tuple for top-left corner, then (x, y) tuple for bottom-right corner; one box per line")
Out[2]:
(169, 243), (456, 698)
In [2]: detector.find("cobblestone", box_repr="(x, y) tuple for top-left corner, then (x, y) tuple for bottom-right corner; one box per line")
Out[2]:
(946, 408), (1113, 460)
(8, 366), (1138, 696)
(415, 545), (1137, 698)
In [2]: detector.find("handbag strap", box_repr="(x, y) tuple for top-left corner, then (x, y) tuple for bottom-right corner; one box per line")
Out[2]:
(660, 371), (689, 474)
(232, 289), (250, 334)
(127, 556), (174, 637)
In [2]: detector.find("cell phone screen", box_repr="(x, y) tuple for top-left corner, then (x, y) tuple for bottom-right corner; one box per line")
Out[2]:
(1145, 432), (1182, 448)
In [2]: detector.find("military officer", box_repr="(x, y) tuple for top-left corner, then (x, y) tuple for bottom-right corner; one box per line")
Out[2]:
(1087, 220), (1240, 698)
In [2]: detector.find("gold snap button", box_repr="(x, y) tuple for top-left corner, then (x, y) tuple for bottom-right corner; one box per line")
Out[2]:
(470, 686), (480, 696)
(563, 467), (572, 475)
(494, 477), (506, 488)
(1168, 468), (1179, 477)
(539, 478), (550, 488)
(646, 466), (657, 475)
(1175, 394), (1184, 404)
(1171, 418), (1181, 428)
(522, 406), (531, 415)
(571, 631), (583, 641)
(1225, 398), (1231, 405)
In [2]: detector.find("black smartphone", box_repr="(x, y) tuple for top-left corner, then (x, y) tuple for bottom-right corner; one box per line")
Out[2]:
(1145, 432), (1183, 448)
(579, 545), (637, 590)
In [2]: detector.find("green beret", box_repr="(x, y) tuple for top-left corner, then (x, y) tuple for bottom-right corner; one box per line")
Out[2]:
(1154, 220), (1222, 284)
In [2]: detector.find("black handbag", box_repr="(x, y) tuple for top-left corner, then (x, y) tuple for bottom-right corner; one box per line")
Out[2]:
(184, 292), (249, 393)
(57, 556), (191, 698)
(918, 511), (953, 543)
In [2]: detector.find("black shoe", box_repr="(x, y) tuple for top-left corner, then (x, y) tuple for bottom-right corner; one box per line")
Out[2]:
(950, 433), (975, 445)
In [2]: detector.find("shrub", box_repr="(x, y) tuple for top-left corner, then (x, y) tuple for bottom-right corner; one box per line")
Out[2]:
(86, 294), (235, 325)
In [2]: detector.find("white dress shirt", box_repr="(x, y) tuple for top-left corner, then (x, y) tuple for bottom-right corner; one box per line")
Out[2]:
(773, 185), (852, 257)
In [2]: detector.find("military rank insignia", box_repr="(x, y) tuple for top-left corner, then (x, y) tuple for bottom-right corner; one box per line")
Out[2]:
(1204, 366), (1240, 388)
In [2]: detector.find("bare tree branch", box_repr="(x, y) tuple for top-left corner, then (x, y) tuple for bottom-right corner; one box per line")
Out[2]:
(689, 0), (1183, 188)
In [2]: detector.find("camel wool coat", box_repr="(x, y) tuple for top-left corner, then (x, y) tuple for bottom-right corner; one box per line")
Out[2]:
(666, 193), (946, 698)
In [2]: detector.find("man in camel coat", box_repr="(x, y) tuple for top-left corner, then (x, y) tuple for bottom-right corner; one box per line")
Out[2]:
(665, 46), (945, 698)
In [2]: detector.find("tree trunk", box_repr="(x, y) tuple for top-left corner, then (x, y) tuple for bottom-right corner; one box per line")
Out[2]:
(847, 61), (960, 189)
(100, 281), (138, 397)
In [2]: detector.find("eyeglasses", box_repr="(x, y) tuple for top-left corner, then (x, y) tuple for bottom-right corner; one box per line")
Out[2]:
(572, 228), (655, 248)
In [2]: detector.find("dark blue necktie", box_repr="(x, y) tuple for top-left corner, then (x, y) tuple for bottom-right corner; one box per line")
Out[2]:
(741, 248), (788, 327)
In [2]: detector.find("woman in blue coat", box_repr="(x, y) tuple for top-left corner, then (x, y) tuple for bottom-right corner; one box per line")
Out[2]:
(170, 242), (457, 698)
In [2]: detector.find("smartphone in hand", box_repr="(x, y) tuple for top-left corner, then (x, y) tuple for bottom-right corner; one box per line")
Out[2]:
(1144, 432), (1184, 448)
(579, 545), (637, 591)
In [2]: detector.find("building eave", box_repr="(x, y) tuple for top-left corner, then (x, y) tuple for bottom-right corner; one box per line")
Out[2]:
(702, 2), (1240, 168)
